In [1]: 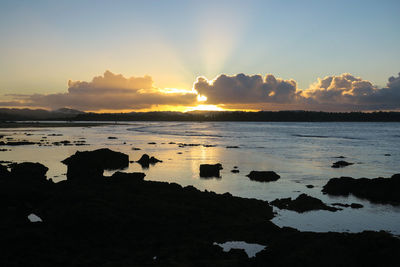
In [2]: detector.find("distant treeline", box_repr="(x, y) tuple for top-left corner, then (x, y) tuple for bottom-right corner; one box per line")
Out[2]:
(1, 109), (400, 122)
(72, 111), (400, 122)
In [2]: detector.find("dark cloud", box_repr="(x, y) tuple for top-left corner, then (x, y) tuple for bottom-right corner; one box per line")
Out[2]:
(302, 73), (400, 110)
(0, 71), (197, 110)
(193, 72), (400, 111)
(194, 73), (302, 104)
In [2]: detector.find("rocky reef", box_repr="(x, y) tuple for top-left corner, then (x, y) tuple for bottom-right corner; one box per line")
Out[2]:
(322, 174), (400, 204)
(1, 149), (399, 266)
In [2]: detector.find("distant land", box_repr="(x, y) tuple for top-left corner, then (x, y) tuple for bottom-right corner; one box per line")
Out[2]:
(1, 108), (400, 122)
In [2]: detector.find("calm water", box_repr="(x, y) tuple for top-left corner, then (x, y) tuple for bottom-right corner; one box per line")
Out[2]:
(2, 121), (400, 234)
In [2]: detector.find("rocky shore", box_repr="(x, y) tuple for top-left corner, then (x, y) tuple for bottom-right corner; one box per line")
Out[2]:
(1, 149), (399, 266)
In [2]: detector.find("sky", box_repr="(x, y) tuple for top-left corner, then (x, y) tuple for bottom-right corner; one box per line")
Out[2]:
(0, 0), (399, 112)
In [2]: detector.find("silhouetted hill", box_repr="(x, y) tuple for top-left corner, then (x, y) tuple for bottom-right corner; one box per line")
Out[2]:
(1, 109), (400, 122)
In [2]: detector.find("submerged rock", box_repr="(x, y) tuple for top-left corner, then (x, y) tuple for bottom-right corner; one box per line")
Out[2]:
(271, 193), (340, 212)
(62, 148), (129, 181)
(322, 174), (400, 204)
(331, 160), (354, 168)
(231, 169), (240, 173)
(246, 171), (280, 182)
(200, 164), (223, 178)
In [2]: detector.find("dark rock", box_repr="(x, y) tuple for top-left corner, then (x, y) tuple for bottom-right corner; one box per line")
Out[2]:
(350, 203), (364, 209)
(131, 147), (141, 150)
(168, 142), (176, 144)
(226, 146), (240, 148)
(10, 162), (49, 183)
(107, 136), (117, 139)
(148, 142), (156, 145)
(0, 141), (37, 146)
(0, 149), (9, 152)
(178, 143), (201, 147)
(335, 156), (346, 159)
(62, 148), (129, 181)
(0, 164), (10, 178)
(233, 166), (238, 169)
(136, 154), (162, 168)
(203, 144), (216, 147)
(0, 156), (399, 266)
(331, 161), (354, 168)
(200, 164), (223, 178)
(177, 152), (183, 154)
(384, 154), (391, 156)
(306, 185), (314, 188)
(322, 174), (400, 204)
(231, 169), (240, 173)
(271, 194), (340, 212)
(246, 171), (280, 182)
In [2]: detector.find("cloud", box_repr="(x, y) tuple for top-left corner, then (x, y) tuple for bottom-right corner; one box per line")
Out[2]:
(193, 72), (400, 111)
(0, 71), (197, 110)
(302, 73), (400, 110)
(194, 73), (302, 105)
(1, 71), (399, 112)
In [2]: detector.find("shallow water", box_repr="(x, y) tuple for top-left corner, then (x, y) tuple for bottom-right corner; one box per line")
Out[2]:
(1, 121), (400, 234)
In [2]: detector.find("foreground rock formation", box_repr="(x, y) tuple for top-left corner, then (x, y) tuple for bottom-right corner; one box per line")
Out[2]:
(1, 150), (399, 266)
(322, 174), (400, 204)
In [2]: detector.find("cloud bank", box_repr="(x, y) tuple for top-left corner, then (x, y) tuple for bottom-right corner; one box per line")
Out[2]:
(0, 71), (399, 111)
(0, 71), (197, 111)
(193, 72), (400, 111)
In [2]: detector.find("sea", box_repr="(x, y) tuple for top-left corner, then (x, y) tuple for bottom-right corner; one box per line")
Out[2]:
(1, 121), (400, 235)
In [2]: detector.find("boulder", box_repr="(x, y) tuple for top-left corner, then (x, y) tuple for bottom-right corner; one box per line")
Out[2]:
(136, 154), (162, 168)
(246, 171), (280, 182)
(331, 161), (354, 168)
(200, 164), (223, 178)
(271, 194), (340, 213)
(62, 148), (129, 181)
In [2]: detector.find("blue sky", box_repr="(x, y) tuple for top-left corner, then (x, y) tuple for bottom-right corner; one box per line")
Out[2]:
(0, 0), (399, 111)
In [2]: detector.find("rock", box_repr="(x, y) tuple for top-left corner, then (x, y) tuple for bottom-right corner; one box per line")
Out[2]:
(0, 141), (37, 146)
(331, 161), (354, 168)
(107, 136), (117, 139)
(200, 164), (223, 178)
(306, 185), (314, 188)
(131, 147), (141, 150)
(384, 154), (391, 156)
(335, 156), (346, 159)
(10, 162), (49, 183)
(246, 171), (280, 182)
(350, 203), (364, 209)
(148, 142), (157, 145)
(231, 169), (240, 173)
(203, 144), (216, 147)
(271, 194), (340, 212)
(136, 154), (162, 168)
(0, 164), (10, 178)
(168, 142), (176, 144)
(62, 148), (129, 181)
(322, 174), (400, 204)
(226, 146), (240, 149)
